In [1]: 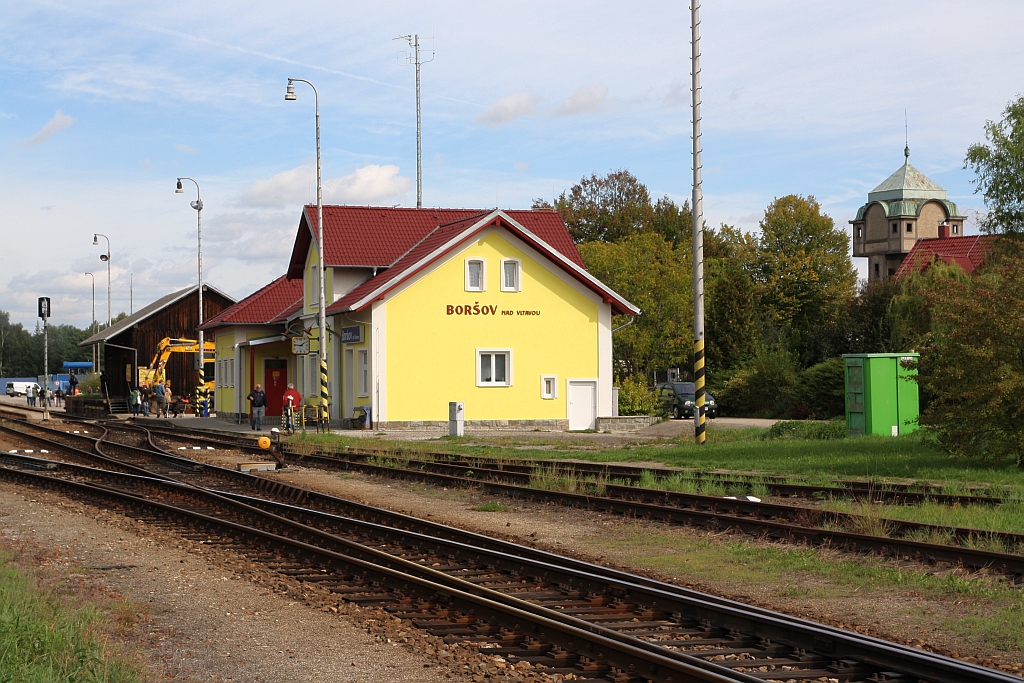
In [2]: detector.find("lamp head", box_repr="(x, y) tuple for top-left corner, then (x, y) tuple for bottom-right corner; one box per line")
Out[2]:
(176, 179), (184, 194)
(285, 80), (296, 101)
(100, 254), (109, 262)
(92, 234), (98, 245)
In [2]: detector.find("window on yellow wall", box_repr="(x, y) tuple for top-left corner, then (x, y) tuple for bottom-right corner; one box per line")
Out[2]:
(541, 375), (557, 399)
(309, 263), (320, 308)
(228, 358), (234, 388)
(501, 259), (521, 292)
(357, 349), (369, 397)
(477, 349), (512, 386)
(465, 259), (485, 292)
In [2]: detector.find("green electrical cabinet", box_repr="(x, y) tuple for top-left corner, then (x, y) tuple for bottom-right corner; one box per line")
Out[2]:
(843, 353), (919, 437)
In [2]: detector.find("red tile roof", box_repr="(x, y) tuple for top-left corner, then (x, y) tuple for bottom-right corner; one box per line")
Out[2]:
(326, 210), (639, 316)
(286, 206), (585, 278)
(893, 235), (997, 280)
(199, 275), (303, 329)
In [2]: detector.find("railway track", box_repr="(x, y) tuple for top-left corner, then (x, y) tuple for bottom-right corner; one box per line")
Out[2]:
(129, 417), (1007, 507)
(0, 431), (1020, 682)
(6, 416), (1024, 579)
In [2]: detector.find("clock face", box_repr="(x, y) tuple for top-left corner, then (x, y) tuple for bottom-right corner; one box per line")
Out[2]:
(292, 336), (310, 354)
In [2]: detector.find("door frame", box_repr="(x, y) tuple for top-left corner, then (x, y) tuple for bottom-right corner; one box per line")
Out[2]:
(566, 378), (598, 431)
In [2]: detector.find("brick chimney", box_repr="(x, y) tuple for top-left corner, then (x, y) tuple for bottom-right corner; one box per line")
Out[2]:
(938, 221), (951, 238)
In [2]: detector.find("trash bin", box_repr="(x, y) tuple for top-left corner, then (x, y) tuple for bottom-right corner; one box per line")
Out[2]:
(843, 353), (919, 437)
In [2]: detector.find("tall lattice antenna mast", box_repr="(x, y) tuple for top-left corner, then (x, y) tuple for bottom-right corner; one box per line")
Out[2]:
(395, 34), (435, 208)
(691, 0), (707, 445)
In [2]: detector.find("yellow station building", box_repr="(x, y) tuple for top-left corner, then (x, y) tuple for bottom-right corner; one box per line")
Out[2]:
(201, 207), (638, 430)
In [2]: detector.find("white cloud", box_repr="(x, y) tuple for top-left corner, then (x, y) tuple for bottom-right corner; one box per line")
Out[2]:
(24, 110), (76, 146)
(551, 86), (609, 117)
(239, 164), (412, 209)
(475, 92), (542, 128)
(513, 162), (529, 171)
(175, 144), (197, 154)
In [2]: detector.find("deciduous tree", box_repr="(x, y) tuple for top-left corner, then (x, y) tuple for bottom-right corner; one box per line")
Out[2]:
(579, 233), (692, 378)
(965, 95), (1024, 236)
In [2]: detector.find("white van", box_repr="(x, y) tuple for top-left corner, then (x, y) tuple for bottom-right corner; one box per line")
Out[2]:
(5, 382), (40, 397)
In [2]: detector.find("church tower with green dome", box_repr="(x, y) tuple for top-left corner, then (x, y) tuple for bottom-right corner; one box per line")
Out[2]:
(850, 147), (965, 280)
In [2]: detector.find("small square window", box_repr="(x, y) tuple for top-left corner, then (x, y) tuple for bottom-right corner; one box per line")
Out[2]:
(465, 259), (485, 292)
(906, 223), (913, 233)
(477, 349), (512, 386)
(541, 375), (557, 399)
(501, 259), (521, 292)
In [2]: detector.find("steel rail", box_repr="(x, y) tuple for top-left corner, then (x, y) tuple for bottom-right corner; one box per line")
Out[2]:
(0, 465), (750, 683)
(3, 425), (1021, 682)
(285, 454), (1024, 576)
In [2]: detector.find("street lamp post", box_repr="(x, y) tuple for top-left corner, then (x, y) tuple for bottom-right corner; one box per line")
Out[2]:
(176, 177), (207, 413)
(92, 234), (111, 326)
(92, 233), (111, 381)
(286, 78), (330, 424)
(84, 272), (96, 373)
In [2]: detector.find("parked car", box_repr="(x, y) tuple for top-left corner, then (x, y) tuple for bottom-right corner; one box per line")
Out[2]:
(655, 382), (719, 419)
(5, 381), (40, 398)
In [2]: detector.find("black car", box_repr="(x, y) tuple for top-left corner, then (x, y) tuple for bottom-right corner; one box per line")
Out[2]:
(655, 382), (719, 419)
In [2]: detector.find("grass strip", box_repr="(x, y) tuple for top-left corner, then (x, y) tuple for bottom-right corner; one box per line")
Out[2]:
(0, 552), (142, 683)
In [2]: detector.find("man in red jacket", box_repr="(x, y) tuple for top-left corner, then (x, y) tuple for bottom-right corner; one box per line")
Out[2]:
(281, 383), (302, 432)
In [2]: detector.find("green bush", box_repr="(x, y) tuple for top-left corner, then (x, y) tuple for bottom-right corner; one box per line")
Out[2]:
(617, 375), (660, 416)
(764, 419), (846, 441)
(716, 348), (798, 417)
(788, 357), (846, 419)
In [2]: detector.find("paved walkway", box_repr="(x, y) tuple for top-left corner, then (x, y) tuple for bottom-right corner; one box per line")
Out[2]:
(135, 412), (779, 446)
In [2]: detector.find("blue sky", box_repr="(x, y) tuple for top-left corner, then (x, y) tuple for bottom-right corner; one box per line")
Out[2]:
(2, 0), (1022, 328)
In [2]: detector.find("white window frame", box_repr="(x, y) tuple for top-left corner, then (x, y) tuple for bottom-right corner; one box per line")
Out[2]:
(228, 358), (234, 388)
(540, 374), (558, 399)
(500, 258), (522, 292)
(216, 360), (223, 388)
(465, 258), (486, 292)
(297, 354), (307, 397)
(357, 349), (369, 397)
(476, 348), (513, 387)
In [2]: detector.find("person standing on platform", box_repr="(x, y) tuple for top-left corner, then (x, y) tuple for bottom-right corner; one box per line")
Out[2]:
(129, 386), (141, 416)
(140, 384), (151, 417)
(247, 384), (267, 431)
(69, 370), (79, 396)
(281, 383), (302, 432)
(153, 382), (166, 418)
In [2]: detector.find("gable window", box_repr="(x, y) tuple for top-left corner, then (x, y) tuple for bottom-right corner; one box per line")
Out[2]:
(477, 349), (512, 387)
(541, 374), (557, 399)
(856, 226), (862, 238)
(309, 263), (320, 309)
(465, 258), (485, 292)
(891, 223), (898, 234)
(501, 259), (521, 292)
(906, 223), (913, 233)
(953, 224), (959, 234)
(874, 263), (880, 277)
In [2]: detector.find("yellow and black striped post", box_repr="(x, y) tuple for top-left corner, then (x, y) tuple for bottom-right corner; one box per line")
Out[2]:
(319, 357), (330, 432)
(196, 364), (205, 417)
(693, 339), (706, 444)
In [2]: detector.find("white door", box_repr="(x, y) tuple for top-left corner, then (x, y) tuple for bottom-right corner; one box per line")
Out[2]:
(567, 381), (597, 431)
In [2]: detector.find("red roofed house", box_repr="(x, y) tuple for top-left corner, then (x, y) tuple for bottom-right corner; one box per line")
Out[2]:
(892, 227), (997, 280)
(203, 206), (638, 431)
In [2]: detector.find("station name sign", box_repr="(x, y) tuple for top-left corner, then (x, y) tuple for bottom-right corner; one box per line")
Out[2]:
(340, 325), (363, 343)
(446, 303), (540, 317)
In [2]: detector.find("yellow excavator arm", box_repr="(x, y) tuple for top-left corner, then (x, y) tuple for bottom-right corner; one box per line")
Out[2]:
(138, 337), (215, 395)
